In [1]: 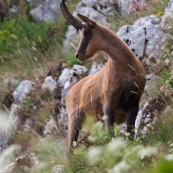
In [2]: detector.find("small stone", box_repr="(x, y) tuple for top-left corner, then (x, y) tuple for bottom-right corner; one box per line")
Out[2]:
(144, 118), (152, 124)
(52, 165), (64, 173)
(57, 68), (71, 87)
(44, 119), (56, 136)
(146, 114), (152, 118)
(13, 80), (33, 103)
(42, 76), (57, 92)
(71, 65), (88, 76)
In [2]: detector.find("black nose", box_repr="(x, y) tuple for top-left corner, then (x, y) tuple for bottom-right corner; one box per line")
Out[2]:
(75, 53), (79, 59)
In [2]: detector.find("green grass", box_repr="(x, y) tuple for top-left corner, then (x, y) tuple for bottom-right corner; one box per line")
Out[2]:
(0, 15), (67, 81)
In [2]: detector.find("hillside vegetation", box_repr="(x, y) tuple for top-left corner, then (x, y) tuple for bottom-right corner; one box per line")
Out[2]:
(1, 0), (173, 173)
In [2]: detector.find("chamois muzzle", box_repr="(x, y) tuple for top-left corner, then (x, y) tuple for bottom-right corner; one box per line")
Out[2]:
(60, 0), (83, 30)
(75, 52), (86, 61)
(75, 53), (79, 59)
(76, 42), (89, 61)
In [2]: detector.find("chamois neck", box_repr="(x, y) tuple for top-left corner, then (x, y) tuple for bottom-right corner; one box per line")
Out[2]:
(99, 25), (136, 65)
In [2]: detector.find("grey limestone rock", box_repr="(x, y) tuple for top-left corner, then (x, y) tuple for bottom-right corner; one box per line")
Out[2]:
(118, 0), (145, 16)
(135, 97), (168, 136)
(117, 15), (168, 59)
(13, 80), (33, 104)
(160, 0), (173, 32)
(57, 68), (71, 88)
(42, 76), (57, 92)
(28, 0), (61, 21)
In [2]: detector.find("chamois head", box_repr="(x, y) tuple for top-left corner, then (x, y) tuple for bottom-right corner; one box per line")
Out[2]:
(60, 0), (100, 61)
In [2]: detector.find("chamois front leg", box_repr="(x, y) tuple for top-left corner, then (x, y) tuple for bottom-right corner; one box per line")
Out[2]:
(104, 102), (116, 136)
(104, 105), (115, 128)
(104, 90), (121, 135)
(68, 109), (86, 154)
(126, 101), (139, 140)
(0, 13), (4, 22)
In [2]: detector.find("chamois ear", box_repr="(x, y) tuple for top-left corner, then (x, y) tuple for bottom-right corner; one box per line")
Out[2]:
(77, 14), (97, 27)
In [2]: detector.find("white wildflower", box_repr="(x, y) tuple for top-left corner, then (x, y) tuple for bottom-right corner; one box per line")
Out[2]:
(138, 147), (157, 160)
(165, 154), (173, 161)
(88, 147), (103, 165)
(0, 145), (20, 170)
(108, 160), (130, 173)
(107, 138), (126, 153)
(72, 141), (77, 148)
(102, 115), (108, 121)
(170, 143), (173, 148)
(165, 58), (170, 65)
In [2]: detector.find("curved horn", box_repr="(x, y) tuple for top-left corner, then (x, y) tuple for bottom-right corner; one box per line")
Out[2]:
(60, 0), (83, 30)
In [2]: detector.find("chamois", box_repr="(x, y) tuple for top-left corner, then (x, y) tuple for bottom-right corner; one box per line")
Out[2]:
(60, 0), (146, 152)
(0, 0), (7, 22)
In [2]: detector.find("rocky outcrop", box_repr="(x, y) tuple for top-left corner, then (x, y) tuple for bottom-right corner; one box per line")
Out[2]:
(119, 0), (145, 15)
(27, 0), (155, 22)
(135, 97), (168, 136)
(13, 80), (33, 104)
(117, 15), (169, 74)
(28, 0), (119, 22)
(160, 0), (173, 32)
(27, 0), (61, 21)
(0, 80), (33, 151)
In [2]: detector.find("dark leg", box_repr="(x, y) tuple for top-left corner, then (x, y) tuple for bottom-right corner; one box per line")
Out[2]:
(126, 102), (139, 140)
(104, 106), (115, 129)
(103, 93), (121, 135)
(0, 13), (3, 23)
(104, 103), (117, 137)
(68, 110), (86, 154)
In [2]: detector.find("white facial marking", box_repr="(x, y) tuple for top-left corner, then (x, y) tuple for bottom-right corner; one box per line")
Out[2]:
(79, 29), (82, 37)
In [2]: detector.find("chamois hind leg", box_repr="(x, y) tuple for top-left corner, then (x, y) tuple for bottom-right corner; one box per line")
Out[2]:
(126, 101), (139, 140)
(68, 110), (86, 154)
